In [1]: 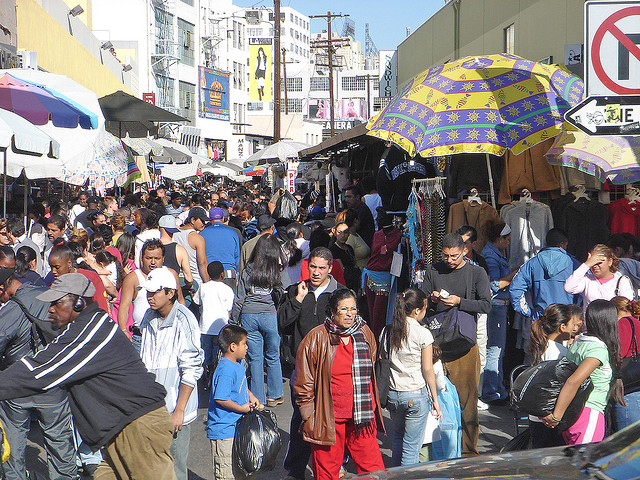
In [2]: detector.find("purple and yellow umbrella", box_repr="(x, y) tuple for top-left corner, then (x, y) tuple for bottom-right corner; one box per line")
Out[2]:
(546, 131), (640, 184)
(366, 54), (584, 157)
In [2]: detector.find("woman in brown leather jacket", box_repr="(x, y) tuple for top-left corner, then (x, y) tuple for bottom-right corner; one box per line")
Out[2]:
(294, 288), (385, 479)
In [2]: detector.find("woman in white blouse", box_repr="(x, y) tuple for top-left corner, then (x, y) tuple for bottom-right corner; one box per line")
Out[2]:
(383, 287), (442, 467)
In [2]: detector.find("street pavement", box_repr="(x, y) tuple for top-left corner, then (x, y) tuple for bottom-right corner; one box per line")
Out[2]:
(25, 375), (518, 479)
(185, 376), (519, 480)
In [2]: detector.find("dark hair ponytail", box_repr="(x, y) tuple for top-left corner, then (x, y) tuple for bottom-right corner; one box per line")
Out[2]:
(584, 300), (626, 406)
(284, 222), (303, 267)
(389, 288), (427, 351)
(528, 304), (570, 364)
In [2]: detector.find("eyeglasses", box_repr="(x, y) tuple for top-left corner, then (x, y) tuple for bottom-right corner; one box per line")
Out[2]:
(337, 307), (358, 314)
(442, 252), (462, 260)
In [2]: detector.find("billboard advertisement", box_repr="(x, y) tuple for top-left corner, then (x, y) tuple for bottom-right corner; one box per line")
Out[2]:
(249, 38), (273, 102)
(199, 67), (230, 121)
(308, 98), (364, 120)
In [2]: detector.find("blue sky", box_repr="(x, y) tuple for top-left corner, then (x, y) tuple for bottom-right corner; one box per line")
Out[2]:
(233, 0), (445, 51)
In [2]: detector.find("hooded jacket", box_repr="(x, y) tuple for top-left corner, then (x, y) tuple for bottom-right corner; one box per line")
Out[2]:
(509, 247), (581, 320)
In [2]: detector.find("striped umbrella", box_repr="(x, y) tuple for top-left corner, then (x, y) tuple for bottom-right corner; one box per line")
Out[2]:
(242, 165), (267, 176)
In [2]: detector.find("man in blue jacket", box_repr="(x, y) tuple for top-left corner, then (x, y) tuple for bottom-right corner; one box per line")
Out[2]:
(509, 228), (581, 321)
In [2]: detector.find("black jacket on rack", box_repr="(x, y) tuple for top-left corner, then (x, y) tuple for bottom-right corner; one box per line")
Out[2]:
(445, 153), (503, 199)
(551, 194), (609, 262)
(377, 146), (436, 212)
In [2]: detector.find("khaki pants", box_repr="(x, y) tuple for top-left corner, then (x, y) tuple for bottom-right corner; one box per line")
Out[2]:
(94, 407), (177, 480)
(211, 439), (247, 480)
(445, 344), (480, 456)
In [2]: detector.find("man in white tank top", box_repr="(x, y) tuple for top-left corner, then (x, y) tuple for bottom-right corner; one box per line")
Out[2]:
(174, 207), (211, 289)
(117, 239), (185, 352)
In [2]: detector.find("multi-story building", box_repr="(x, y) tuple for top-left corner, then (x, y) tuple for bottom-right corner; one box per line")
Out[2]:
(10, 0), (135, 97)
(396, 0), (585, 87)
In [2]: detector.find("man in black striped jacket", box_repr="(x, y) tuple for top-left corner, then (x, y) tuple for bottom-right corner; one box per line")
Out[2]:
(0, 273), (177, 480)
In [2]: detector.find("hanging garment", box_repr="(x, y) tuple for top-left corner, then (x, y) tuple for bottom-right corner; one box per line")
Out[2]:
(446, 200), (500, 253)
(446, 153), (503, 199)
(557, 166), (602, 195)
(551, 194), (609, 262)
(377, 147), (436, 212)
(607, 198), (640, 237)
(497, 139), (560, 204)
(500, 200), (554, 269)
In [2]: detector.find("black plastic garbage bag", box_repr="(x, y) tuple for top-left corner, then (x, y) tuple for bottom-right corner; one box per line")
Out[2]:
(233, 409), (281, 475)
(500, 428), (531, 452)
(512, 357), (593, 432)
(273, 190), (298, 220)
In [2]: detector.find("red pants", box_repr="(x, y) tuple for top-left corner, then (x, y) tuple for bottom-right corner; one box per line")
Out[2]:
(311, 419), (384, 480)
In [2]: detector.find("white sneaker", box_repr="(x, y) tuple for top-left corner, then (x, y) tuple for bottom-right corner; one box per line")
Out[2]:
(477, 399), (489, 411)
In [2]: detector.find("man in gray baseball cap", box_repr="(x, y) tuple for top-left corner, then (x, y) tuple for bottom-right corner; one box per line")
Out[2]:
(0, 273), (176, 479)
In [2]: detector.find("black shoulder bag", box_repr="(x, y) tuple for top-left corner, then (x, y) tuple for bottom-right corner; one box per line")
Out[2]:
(375, 327), (392, 409)
(621, 317), (640, 394)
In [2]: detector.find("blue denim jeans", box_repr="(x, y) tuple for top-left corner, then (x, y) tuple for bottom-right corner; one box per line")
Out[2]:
(387, 387), (430, 467)
(201, 334), (219, 366)
(241, 312), (283, 404)
(482, 302), (509, 402)
(613, 389), (640, 430)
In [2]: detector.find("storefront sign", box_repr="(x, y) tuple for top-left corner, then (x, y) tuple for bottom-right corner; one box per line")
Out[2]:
(249, 38), (272, 103)
(585, 1), (640, 95)
(199, 67), (230, 121)
(286, 164), (298, 193)
(379, 50), (397, 97)
(565, 95), (640, 134)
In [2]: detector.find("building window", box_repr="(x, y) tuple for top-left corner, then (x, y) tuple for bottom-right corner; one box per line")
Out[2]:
(179, 0), (193, 5)
(342, 76), (366, 91)
(247, 102), (263, 111)
(290, 28), (294, 37)
(177, 18), (195, 66)
(179, 81), (196, 122)
(155, 76), (175, 108)
(373, 96), (392, 112)
(310, 77), (329, 91)
(290, 13), (294, 22)
(283, 77), (302, 92)
(504, 23), (515, 54)
(281, 98), (303, 113)
(154, 8), (174, 56)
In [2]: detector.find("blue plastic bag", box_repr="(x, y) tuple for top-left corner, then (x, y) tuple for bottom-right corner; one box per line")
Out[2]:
(431, 377), (462, 460)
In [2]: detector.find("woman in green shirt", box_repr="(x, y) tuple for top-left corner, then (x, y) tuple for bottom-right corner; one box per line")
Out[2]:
(541, 299), (625, 444)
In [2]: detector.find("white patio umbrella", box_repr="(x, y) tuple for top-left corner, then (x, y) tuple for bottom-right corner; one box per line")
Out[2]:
(243, 140), (310, 167)
(0, 108), (59, 216)
(200, 163), (238, 177)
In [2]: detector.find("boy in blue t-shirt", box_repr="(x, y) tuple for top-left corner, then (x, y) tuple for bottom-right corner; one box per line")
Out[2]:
(207, 324), (261, 480)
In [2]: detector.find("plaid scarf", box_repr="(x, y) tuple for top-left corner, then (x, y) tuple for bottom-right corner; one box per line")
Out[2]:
(324, 315), (375, 433)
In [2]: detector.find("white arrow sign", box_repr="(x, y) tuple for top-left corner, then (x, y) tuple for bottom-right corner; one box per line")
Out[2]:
(564, 95), (640, 134)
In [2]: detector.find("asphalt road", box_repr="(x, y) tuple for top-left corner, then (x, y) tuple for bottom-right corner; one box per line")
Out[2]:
(25, 374), (517, 479)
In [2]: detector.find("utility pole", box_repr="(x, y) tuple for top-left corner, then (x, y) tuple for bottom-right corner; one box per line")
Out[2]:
(356, 74), (375, 119)
(273, 0), (281, 142)
(310, 12), (349, 137)
(282, 48), (288, 115)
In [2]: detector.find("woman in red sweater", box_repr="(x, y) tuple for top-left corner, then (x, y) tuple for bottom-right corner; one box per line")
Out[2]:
(611, 296), (640, 430)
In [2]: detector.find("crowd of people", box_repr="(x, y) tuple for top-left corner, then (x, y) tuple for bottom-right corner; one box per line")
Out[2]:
(0, 180), (637, 480)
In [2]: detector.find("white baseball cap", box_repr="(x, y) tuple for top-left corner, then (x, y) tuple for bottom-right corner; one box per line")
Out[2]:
(136, 267), (177, 293)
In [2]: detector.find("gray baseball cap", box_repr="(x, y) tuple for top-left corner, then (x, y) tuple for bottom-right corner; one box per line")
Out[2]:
(159, 215), (179, 234)
(36, 273), (96, 303)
